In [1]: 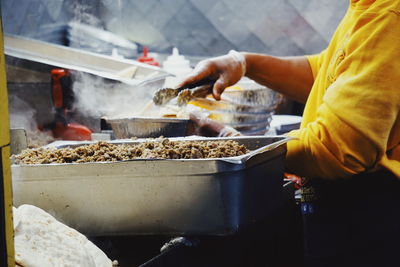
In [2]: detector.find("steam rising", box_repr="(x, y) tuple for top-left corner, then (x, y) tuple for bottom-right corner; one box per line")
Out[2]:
(9, 96), (37, 131)
(9, 96), (54, 147)
(72, 72), (156, 118)
(66, 3), (159, 120)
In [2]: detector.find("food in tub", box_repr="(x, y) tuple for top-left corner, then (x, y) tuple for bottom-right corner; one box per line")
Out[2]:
(15, 139), (250, 165)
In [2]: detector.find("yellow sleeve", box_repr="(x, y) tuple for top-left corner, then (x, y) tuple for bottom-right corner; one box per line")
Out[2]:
(286, 11), (400, 179)
(306, 51), (325, 80)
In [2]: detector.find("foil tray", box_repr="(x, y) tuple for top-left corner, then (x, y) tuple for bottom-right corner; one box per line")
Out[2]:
(106, 117), (190, 139)
(221, 87), (282, 107)
(12, 136), (290, 236)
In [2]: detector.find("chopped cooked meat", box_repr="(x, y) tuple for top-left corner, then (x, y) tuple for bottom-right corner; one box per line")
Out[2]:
(16, 139), (250, 165)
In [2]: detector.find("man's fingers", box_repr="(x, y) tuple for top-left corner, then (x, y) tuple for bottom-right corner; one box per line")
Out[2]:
(177, 61), (213, 89)
(212, 76), (228, 101)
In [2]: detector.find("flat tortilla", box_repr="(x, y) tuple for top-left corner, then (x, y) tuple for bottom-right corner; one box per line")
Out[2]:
(13, 204), (113, 267)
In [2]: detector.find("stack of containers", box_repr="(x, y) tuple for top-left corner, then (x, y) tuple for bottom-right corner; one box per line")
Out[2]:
(187, 79), (282, 135)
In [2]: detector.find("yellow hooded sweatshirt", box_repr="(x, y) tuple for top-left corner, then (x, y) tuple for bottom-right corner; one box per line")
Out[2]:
(286, 0), (400, 179)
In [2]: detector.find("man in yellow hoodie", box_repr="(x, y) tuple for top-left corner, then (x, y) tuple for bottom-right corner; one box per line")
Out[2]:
(179, 0), (400, 266)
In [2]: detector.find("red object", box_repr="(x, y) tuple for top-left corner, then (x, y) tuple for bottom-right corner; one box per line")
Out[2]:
(52, 122), (92, 141)
(284, 173), (306, 189)
(45, 68), (92, 141)
(137, 46), (160, 66)
(51, 69), (67, 108)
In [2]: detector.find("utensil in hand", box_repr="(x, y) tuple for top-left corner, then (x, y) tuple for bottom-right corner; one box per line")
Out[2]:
(177, 84), (213, 106)
(153, 80), (214, 106)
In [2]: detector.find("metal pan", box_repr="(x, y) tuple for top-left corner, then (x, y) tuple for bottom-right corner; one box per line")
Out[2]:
(105, 117), (190, 139)
(12, 136), (290, 236)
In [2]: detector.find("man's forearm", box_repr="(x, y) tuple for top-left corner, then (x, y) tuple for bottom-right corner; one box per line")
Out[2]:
(243, 53), (314, 103)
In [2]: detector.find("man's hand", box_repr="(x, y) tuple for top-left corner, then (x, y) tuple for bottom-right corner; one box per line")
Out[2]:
(187, 111), (241, 137)
(179, 51), (313, 104)
(178, 50), (246, 101)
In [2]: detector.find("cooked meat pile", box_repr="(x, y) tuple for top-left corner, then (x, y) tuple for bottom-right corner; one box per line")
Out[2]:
(15, 139), (250, 164)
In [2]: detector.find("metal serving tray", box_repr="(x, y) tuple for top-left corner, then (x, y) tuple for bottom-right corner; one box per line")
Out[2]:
(11, 136), (290, 236)
(4, 34), (168, 85)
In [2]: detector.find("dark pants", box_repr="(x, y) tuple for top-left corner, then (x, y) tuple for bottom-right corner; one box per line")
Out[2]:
(302, 171), (400, 267)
